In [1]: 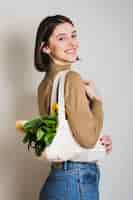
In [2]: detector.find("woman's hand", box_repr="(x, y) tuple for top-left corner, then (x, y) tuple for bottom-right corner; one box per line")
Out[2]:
(99, 135), (112, 154)
(83, 80), (102, 102)
(40, 151), (48, 160)
(37, 151), (48, 161)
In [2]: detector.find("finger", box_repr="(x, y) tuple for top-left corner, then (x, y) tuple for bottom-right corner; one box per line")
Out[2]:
(105, 145), (112, 152)
(100, 141), (112, 147)
(100, 135), (111, 140)
(99, 138), (108, 144)
(83, 80), (90, 84)
(104, 140), (112, 145)
(106, 145), (112, 151)
(106, 150), (112, 154)
(106, 148), (112, 154)
(105, 145), (112, 151)
(89, 80), (95, 87)
(100, 137), (112, 144)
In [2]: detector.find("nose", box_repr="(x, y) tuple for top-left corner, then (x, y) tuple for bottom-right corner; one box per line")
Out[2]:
(68, 38), (78, 48)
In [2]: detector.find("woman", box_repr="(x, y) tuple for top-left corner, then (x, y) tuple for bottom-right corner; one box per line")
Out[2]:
(34, 14), (112, 200)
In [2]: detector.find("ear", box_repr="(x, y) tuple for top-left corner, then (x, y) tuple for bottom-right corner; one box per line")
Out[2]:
(40, 42), (51, 54)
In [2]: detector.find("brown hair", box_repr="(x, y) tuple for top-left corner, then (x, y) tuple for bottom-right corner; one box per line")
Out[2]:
(34, 14), (75, 72)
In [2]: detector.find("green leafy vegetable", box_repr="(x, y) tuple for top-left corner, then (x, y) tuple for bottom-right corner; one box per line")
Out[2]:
(22, 113), (58, 156)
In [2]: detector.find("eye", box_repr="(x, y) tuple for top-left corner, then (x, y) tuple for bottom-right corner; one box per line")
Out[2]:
(72, 34), (77, 38)
(58, 37), (66, 41)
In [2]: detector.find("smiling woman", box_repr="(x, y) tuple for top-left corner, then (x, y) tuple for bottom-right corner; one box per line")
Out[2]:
(34, 15), (80, 73)
(34, 14), (105, 200)
(41, 23), (79, 64)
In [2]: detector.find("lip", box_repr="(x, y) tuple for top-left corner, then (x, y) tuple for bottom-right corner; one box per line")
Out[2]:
(65, 48), (77, 54)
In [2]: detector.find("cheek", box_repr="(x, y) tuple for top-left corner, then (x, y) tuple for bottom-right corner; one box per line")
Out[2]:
(57, 42), (68, 51)
(52, 43), (66, 54)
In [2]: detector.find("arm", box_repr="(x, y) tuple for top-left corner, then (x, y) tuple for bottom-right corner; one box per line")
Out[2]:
(83, 79), (104, 136)
(64, 71), (104, 149)
(91, 96), (104, 139)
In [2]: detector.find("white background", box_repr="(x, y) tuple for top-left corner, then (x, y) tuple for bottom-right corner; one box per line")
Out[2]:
(0, 0), (132, 199)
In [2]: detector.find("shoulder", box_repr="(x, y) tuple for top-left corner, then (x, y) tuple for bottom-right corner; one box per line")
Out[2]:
(37, 76), (51, 97)
(65, 70), (83, 84)
(64, 70), (84, 99)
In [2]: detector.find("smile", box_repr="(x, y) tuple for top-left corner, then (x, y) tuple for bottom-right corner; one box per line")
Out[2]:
(65, 48), (77, 54)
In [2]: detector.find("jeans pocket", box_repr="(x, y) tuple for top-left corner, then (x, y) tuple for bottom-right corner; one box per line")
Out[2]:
(79, 166), (99, 193)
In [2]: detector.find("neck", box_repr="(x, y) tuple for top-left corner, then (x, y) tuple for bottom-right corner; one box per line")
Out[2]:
(47, 61), (72, 76)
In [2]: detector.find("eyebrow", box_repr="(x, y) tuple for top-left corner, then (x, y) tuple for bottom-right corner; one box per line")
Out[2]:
(55, 30), (77, 37)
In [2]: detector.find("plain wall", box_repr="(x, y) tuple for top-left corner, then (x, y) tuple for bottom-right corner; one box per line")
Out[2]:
(0, 0), (132, 199)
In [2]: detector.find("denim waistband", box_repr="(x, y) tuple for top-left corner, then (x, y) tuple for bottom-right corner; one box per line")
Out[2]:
(51, 160), (98, 171)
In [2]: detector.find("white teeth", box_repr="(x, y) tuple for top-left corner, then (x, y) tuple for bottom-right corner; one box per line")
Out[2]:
(66, 49), (75, 53)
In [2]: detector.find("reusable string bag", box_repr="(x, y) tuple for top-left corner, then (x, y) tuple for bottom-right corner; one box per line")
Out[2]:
(44, 69), (106, 162)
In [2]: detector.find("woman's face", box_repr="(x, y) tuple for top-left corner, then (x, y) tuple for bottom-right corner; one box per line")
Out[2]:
(41, 22), (79, 65)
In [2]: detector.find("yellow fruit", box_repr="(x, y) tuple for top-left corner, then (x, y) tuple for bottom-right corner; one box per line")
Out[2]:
(52, 103), (59, 113)
(16, 120), (28, 132)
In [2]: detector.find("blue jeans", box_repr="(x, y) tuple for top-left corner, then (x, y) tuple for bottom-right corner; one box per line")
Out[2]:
(39, 160), (100, 200)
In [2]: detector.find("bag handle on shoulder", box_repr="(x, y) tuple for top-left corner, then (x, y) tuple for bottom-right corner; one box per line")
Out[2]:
(58, 69), (71, 122)
(50, 70), (67, 114)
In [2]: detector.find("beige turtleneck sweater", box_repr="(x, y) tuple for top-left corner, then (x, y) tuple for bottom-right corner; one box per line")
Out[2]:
(37, 62), (104, 149)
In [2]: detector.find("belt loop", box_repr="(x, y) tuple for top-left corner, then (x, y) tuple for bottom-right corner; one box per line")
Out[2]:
(63, 161), (68, 171)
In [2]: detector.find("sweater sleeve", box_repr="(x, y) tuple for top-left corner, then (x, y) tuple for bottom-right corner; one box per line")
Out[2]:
(64, 71), (104, 149)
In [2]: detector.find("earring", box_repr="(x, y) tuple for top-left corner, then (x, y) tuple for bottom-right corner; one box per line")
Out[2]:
(76, 56), (82, 61)
(76, 56), (80, 61)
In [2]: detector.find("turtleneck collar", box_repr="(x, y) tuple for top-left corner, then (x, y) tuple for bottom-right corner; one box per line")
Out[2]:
(47, 61), (72, 77)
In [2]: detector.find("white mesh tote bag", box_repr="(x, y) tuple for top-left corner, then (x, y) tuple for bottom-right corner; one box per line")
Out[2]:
(44, 69), (106, 162)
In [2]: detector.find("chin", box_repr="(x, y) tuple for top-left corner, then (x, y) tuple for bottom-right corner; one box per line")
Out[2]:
(65, 56), (78, 63)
